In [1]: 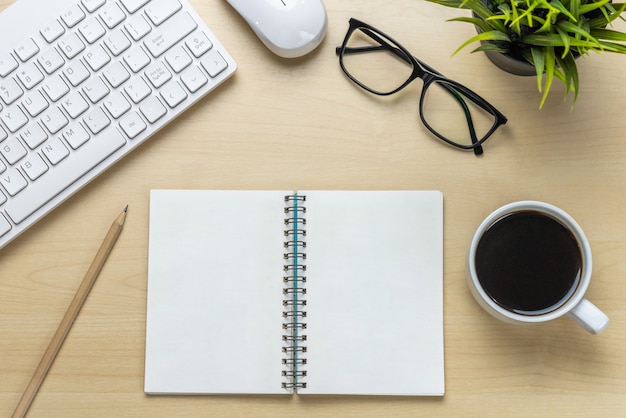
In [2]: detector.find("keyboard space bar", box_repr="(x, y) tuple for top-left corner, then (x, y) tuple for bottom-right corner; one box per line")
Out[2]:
(5, 130), (126, 224)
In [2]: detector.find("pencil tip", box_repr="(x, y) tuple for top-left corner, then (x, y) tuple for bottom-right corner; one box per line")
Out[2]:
(123, 205), (129, 213)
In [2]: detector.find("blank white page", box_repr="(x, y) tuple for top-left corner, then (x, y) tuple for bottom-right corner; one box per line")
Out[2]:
(302, 191), (444, 395)
(145, 190), (288, 394)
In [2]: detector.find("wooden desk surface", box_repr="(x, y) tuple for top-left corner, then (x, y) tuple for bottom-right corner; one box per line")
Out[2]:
(1, 0), (626, 416)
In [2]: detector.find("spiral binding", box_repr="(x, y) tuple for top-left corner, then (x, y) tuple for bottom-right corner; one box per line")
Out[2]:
(282, 194), (307, 391)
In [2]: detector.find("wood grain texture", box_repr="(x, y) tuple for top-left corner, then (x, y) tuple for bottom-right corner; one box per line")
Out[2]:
(1, 0), (625, 416)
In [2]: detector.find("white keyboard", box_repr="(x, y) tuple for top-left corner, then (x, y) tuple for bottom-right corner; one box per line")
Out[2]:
(0, 0), (236, 249)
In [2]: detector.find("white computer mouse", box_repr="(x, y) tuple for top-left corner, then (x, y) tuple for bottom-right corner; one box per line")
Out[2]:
(226, 0), (327, 58)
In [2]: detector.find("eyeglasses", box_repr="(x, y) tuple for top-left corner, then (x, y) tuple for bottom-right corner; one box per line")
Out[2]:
(336, 18), (508, 155)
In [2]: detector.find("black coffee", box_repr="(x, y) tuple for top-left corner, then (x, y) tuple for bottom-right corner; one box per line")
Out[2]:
(475, 210), (582, 315)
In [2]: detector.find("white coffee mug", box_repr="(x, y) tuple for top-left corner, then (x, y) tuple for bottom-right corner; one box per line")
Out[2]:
(467, 201), (609, 334)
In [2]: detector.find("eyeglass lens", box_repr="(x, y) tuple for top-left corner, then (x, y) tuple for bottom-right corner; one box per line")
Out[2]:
(341, 25), (500, 150)
(341, 27), (413, 95)
(421, 81), (498, 148)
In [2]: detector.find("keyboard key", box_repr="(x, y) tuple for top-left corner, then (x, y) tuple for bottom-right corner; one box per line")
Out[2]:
(61, 5), (86, 28)
(104, 29), (131, 56)
(79, 17), (106, 44)
(84, 44), (111, 71)
(61, 91), (90, 118)
(17, 63), (44, 90)
(58, 33), (86, 59)
(186, 31), (212, 58)
(0, 137), (28, 164)
(123, 46), (151, 72)
(21, 153), (48, 181)
(82, 77), (110, 103)
(145, 0), (181, 26)
(82, 0), (107, 13)
(1, 105), (28, 132)
(180, 65), (207, 93)
(38, 48), (65, 74)
(99, 3), (127, 29)
(42, 137), (70, 165)
(41, 106), (69, 134)
(139, 96), (167, 123)
(62, 123), (90, 149)
(144, 12), (197, 57)
(14, 38), (39, 62)
(0, 53), (18, 77)
(42, 75), (70, 102)
(145, 62), (171, 88)
(160, 81), (187, 108)
(201, 50), (228, 78)
(40, 20), (65, 43)
(124, 78), (151, 103)
(63, 61), (90, 87)
(165, 45), (192, 73)
(83, 107), (111, 134)
(125, 15), (152, 41)
(119, 111), (147, 139)
(20, 123), (48, 149)
(22, 91), (50, 118)
(0, 168), (28, 196)
(4, 128), (126, 224)
(120, 0), (151, 13)
(103, 61), (130, 88)
(0, 78), (24, 105)
(104, 91), (131, 119)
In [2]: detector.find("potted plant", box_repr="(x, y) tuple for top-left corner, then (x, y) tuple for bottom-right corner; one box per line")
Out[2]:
(425, 0), (626, 107)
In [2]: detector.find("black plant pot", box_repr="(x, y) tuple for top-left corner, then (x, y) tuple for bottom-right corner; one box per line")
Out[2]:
(481, 48), (536, 76)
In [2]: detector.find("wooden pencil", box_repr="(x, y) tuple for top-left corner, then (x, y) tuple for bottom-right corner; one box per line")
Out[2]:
(12, 206), (128, 418)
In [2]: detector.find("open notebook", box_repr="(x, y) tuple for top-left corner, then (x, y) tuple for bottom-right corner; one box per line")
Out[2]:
(145, 190), (444, 396)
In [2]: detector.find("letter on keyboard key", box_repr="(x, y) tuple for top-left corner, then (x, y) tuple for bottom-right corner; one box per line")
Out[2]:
(22, 153), (49, 181)
(2, 105), (28, 133)
(82, 77), (110, 103)
(4, 129), (126, 224)
(22, 91), (49, 118)
(144, 12), (197, 57)
(42, 75), (70, 102)
(1, 168), (28, 196)
(41, 106), (69, 134)
(42, 137), (70, 165)
(1, 137), (27, 164)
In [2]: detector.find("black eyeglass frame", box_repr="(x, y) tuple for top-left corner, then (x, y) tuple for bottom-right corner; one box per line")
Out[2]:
(336, 18), (508, 155)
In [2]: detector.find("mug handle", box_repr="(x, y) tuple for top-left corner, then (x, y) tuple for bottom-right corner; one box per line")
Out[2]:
(567, 298), (610, 334)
